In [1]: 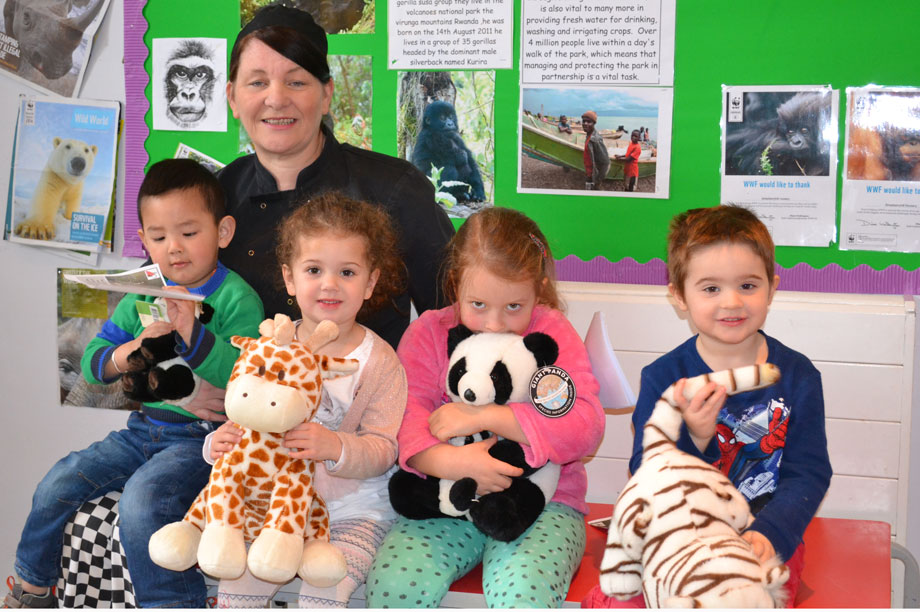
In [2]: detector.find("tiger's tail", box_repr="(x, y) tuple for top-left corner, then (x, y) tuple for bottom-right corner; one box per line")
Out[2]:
(644, 363), (782, 452)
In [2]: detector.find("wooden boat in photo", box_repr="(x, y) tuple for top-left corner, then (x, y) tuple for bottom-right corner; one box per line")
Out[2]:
(521, 113), (657, 179)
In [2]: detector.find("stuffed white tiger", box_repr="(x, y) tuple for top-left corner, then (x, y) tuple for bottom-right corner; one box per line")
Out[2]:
(600, 364), (790, 608)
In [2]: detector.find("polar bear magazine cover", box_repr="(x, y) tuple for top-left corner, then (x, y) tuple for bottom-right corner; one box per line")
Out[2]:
(7, 95), (120, 253)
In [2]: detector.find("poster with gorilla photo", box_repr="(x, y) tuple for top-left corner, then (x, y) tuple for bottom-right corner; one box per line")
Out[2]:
(57, 268), (135, 410)
(840, 87), (920, 252)
(397, 70), (495, 218)
(152, 38), (227, 132)
(0, 0), (112, 98)
(720, 85), (839, 247)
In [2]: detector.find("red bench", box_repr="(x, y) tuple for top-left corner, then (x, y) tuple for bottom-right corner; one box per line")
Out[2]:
(448, 503), (892, 608)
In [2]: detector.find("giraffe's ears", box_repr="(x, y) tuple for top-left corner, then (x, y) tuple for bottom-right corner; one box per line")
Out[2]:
(231, 335), (256, 351)
(304, 320), (339, 353)
(319, 355), (360, 379)
(259, 314), (297, 345)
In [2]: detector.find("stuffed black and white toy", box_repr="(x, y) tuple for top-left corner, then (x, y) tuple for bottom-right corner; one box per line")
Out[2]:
(121, 301), (214, 406)
(389, 325), (562, 542)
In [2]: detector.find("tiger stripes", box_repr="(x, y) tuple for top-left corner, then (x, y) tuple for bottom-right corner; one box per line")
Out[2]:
(599, 364), (790, 608)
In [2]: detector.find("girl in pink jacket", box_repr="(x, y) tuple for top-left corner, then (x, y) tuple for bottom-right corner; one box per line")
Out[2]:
(366, 207), (604, 608)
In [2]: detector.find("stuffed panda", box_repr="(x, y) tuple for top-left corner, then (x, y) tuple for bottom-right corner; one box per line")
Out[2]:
(121, 301), (214, 406)
(388, 325), (562, 542)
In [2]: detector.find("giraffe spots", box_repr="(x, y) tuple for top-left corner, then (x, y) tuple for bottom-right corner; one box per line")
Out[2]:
(238, 438), (250, 450)
(290, 484), (304, 499)
(295, 514), (306, 529)
(274, 454), (287, 470)
(210, 504), (223, 521)
(250, 448), (270, 463)
(251, 431), (261, 444)
(303, 380), (316, 392)
(190, 507), (204, 520)
(246, 463), (269, 486)
(229, 496), (240, 509)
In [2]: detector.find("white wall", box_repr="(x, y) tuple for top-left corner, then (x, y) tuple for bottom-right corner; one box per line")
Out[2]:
(0, 1), (139, 569)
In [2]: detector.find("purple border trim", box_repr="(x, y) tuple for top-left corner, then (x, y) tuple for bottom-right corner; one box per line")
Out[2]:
(122, 0), (148, 259)
(556, 255), (920, 296)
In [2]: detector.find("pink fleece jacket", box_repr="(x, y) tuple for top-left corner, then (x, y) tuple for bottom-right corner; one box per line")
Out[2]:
(395, 304), (604, 514)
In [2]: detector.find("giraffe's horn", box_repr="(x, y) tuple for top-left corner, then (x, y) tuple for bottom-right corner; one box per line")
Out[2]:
(305, 320), (339, 352)
(258, 314), (297, 345)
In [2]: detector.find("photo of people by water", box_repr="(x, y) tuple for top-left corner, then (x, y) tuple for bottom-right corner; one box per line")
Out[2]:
(518, 86), (672, 197)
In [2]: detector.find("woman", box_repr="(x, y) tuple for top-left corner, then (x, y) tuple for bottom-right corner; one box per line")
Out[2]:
(219, 5), (454, 350)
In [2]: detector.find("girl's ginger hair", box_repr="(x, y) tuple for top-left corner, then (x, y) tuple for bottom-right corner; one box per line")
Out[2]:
(276, 191), (406, 317)
(443, 207), (562, 311)
(667, 204), (776, 299)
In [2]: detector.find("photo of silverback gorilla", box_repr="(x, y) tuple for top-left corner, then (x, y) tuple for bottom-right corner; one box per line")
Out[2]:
(725, 91), (832, 176)
(411, 100), (486, 202)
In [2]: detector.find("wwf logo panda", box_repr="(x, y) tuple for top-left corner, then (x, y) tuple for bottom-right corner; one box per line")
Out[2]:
(388, 325), (563, 542)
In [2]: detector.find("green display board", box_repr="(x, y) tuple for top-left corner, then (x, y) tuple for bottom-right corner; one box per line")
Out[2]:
(141, 0), (920, 280)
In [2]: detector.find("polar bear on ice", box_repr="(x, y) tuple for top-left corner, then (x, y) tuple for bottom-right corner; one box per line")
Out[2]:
(15, 137), (98, 241)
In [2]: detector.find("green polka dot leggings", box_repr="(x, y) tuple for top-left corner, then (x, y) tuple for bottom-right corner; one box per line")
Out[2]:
(365, 502), (586, 608)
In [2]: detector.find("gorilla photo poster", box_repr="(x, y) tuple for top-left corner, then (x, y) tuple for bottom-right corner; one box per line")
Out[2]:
(721, 85), (839, 247)
(840, 87), (920, 252)
(7, 95), (120, 253)
(152, 38), (227, 132)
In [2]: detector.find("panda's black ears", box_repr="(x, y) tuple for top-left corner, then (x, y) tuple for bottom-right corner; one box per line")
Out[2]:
(523, 332), (558, 367)
(198, 303), (215, 325)
(447, 324), (475, 356)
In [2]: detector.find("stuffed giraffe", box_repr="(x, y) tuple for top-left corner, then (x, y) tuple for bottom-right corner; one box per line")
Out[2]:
(149, 314), (358, 587)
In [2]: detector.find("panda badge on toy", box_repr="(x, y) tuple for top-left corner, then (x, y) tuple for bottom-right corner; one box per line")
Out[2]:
(388, 325), (563, 542)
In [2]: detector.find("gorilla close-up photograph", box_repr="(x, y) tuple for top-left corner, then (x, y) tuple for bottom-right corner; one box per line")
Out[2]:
(725, 90), (833, 177)
(397, 70), (494, 217)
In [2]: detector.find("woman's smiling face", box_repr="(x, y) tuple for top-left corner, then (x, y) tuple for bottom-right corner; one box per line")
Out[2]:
(227, 38), (333, 166)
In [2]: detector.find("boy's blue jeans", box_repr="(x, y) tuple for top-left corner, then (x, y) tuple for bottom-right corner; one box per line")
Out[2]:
(14, 411), (215, 608)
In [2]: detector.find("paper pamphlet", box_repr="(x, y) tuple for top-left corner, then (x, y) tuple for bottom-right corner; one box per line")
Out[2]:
(63, 264), (204, 301)
(7, 95), (121, 253)
(583, 310), (636, 410)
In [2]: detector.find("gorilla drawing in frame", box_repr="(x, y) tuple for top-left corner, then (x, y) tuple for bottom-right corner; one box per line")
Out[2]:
(725, 90), (833, 176)
(153, 38), (226, 132)
(411, 100), (486, 203)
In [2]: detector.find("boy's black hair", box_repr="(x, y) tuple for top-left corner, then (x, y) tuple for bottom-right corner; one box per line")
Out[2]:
(137, 158), (225, 226)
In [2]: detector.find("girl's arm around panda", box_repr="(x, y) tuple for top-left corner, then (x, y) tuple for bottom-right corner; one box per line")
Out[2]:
(507, 306), (604, 468)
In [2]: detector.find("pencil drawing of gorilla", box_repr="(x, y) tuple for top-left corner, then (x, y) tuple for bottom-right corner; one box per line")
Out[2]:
(164, 40), (217, 129)
(411, 100), (485, 202)
(725, 91), (832, 176)
(3, 0), (106, 80)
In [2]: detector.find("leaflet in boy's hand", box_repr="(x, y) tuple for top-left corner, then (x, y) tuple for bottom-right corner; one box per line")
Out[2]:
(64, 264), (205, 301)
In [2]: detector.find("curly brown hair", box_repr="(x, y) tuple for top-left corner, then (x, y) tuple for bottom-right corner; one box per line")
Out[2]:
(443, 207), (562, 311)
(276, 192), (406, 318)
